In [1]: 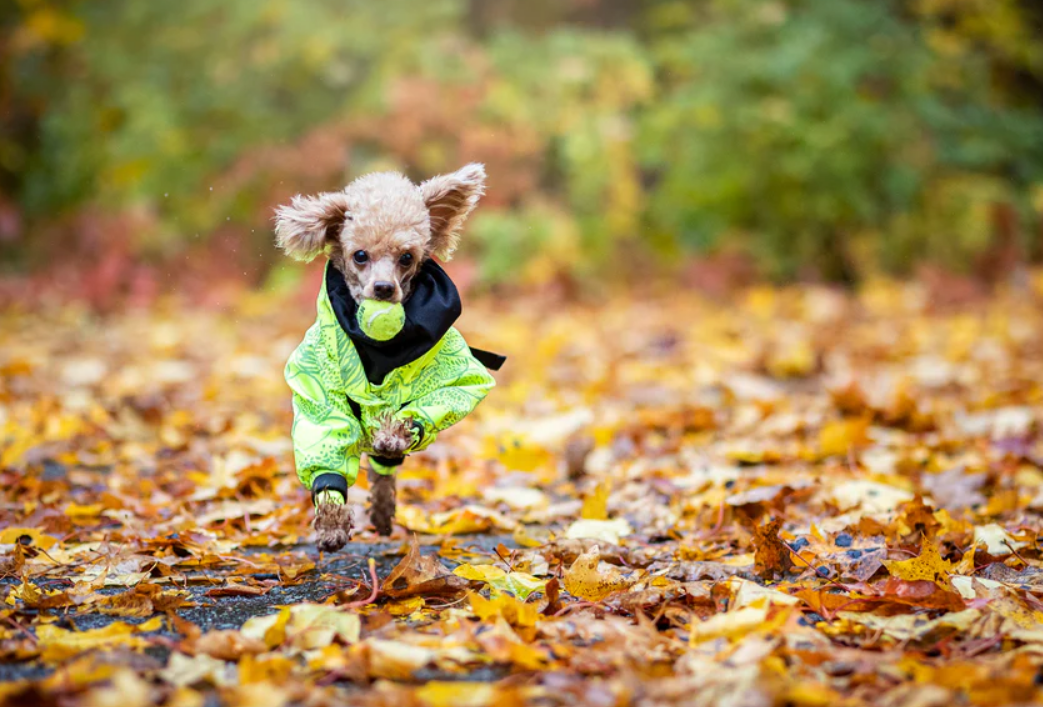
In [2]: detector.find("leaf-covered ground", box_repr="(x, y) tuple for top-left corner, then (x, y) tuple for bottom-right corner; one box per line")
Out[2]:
(4, 277), (1043, 706)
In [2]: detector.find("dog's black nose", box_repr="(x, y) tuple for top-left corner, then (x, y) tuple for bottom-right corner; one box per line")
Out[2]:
(373, 281), (395, 300)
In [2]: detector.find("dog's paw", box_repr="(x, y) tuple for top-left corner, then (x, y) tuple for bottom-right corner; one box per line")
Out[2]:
(314, 502), (353, 552)
(372, 416), (413, 459)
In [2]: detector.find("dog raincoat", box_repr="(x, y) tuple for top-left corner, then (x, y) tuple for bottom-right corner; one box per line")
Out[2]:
(285, 261), (500, 495)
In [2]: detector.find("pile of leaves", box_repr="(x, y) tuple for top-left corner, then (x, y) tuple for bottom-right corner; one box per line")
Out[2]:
(3, 275), (1043, 706)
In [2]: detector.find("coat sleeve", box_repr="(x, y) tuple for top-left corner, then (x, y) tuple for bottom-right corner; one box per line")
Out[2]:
(395, 329), (496, 452)
(285, 332), (363, 489)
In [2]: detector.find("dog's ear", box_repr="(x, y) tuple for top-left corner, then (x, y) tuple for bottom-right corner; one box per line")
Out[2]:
(274, 192), (351, 262)
(419, 163), (486, 261)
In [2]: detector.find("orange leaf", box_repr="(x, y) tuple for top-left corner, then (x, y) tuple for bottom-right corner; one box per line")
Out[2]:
(753, 517), (794, 579)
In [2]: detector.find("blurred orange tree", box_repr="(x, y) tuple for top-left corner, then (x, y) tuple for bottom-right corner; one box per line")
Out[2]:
(1, 0), (1042, 289)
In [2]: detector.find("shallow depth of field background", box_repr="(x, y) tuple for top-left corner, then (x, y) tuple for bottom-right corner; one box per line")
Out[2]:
(1, 0), (1042, 304)
(8, 3), (1043, 704)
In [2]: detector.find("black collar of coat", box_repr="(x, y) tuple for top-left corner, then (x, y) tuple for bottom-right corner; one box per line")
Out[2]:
(326, 259), (462, 385)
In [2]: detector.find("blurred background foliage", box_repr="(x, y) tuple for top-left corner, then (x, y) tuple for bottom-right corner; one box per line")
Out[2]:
(1, 0), (1042, 299)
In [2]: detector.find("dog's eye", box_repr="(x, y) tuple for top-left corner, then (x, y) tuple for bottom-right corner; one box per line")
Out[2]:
(398, 252), (414, 267)
(352, 250), (368, 265)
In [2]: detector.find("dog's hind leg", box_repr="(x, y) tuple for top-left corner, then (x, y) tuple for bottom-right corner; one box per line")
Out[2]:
(368, 466), (397, 536)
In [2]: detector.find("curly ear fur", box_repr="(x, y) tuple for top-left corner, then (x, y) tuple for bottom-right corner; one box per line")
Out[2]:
(274, 191), (351, 262)
(419, 163), (486, 261)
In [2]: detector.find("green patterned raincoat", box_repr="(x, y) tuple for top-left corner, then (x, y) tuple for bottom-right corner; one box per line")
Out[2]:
(285, 263), (496, 491)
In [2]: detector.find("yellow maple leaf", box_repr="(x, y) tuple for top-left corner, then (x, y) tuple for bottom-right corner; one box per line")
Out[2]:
(818, 417), (870, 458)
(562, 545), (633, 601)
(580, 482), (609, 520)
(36, 617), (162, 662)
(782, 682), (842, 707)
(386, 597), (426, 616)
(0, 527), (58, 550)
(396, 504), (515, 535)
(415, 681), (500, 707)
(882, 539), (952, 585)
(469, 591), (538, 628)
(453, 564), (546, 599)
(32, 655), (116, 693)
(690, 603), (793, 645)
(64, 503), (104, 518)
(237, 653), (297, 685)
(511, 525), (549, 548)
(484, 435), (553, 473)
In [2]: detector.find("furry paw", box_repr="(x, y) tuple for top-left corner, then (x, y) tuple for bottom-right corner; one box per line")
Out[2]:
(314, 502), (353, 552)
(372, 415), (413, 459)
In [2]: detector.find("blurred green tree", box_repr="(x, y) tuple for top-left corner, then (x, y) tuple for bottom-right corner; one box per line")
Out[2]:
(1, 0), (1041, 288)
(638, 0), (1043, 280)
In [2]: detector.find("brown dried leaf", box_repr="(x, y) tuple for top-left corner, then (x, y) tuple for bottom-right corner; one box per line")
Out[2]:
(382, 536), (471, 599)
(752, 517), (793, 579)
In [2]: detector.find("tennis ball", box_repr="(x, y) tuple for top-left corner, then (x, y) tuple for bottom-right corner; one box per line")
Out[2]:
(357, 299), (405, 341)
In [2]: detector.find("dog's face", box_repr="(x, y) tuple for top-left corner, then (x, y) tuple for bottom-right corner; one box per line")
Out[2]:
(274, 164), (485, 303)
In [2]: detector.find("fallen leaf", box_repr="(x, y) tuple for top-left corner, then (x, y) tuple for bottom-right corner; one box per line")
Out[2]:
(818, 417), (870, 457)
(752, 517), (793, 579)
(469, 591), (538, 628)
(882, 540), (952, 586)
(205, 582), (270, 598)
(835, 609), (980, 643)
(0, 528), (58, 550)
(81, 667), (152, 707)
(240, 603), (360, 652)
(562, 545), (635, 601)
(728, 578), (802, 609)
(189, 630), (267, 661)
(396, 504), (517, 535)
(362, 639), (436, 680)
(159, 652), (235, 688)
(414, 681), (501, 707)
(972, 524), (1027, 556)
(37, 617), (163, 662)
(563, 518), (633, 545)
(690, 603), (791, 644)
(828, 480), (913, 516)
(452, 564), (546, 599)
(383, 536), (471, 599)
(894, 495), (941, 539)
(580, 482), (609, 520)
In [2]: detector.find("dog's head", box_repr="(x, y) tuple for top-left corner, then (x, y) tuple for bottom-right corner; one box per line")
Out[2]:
(274, 163), (485, 303)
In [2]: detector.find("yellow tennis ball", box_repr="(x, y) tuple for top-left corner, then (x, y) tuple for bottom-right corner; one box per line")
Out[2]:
(357, 300), (405, 341)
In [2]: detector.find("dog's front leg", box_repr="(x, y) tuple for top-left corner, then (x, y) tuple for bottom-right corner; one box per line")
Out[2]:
(369, 414), (414, 537)
(314, 490), (353, 552)
(371, 414), (414, 459)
